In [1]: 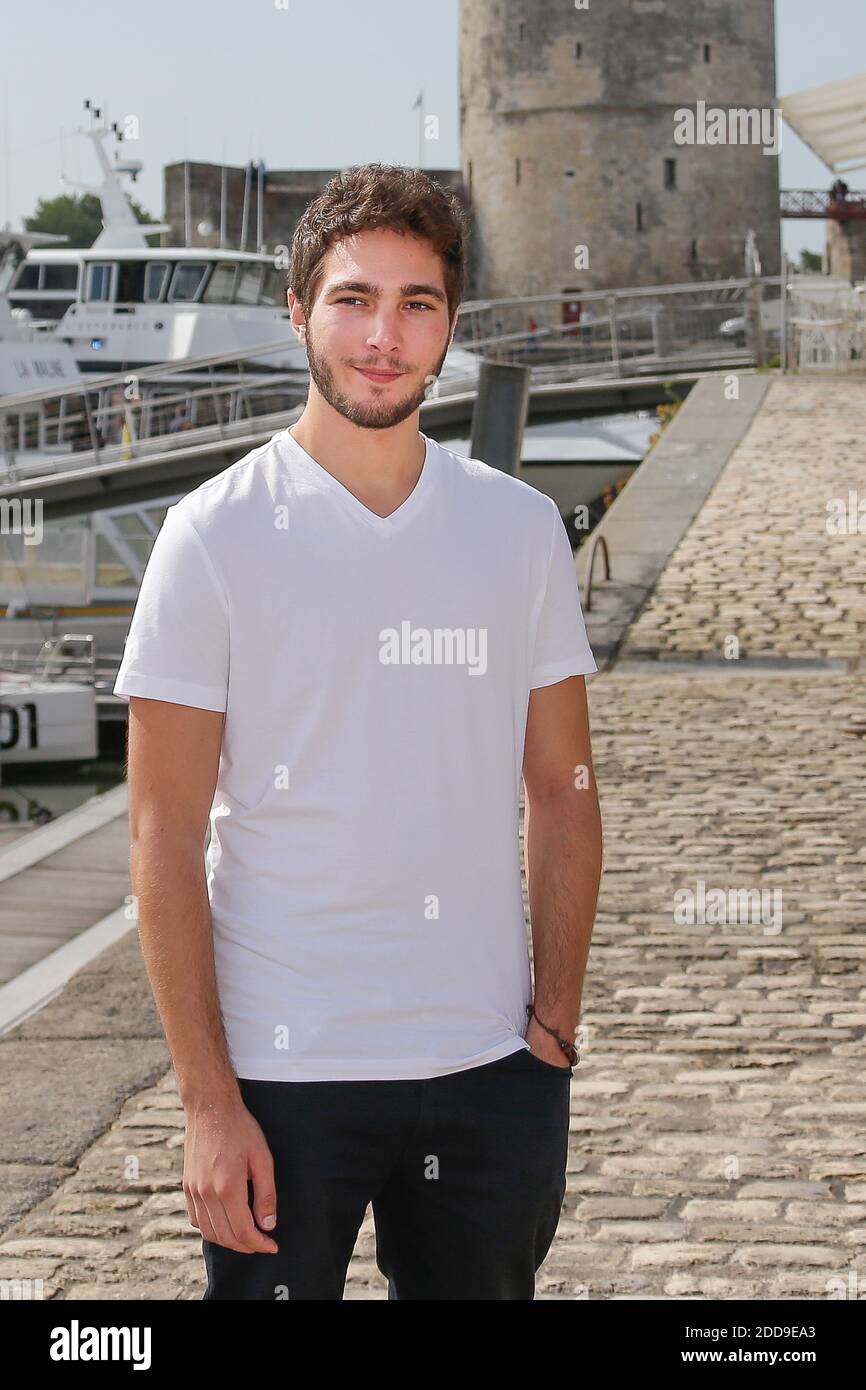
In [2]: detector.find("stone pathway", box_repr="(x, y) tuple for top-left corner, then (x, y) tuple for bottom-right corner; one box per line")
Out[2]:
(1, 372), (864, 1299)
(621, 376), (866, 664)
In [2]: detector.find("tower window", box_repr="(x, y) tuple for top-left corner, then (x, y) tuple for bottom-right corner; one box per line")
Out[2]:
(575, 42), (582, 60)
(664, 157), (676, 189)
(636, 201), (643, 231)
(564, 168), (576, 179)
(519, 21), (526, 40)
(691, 238), (698, 259)
(516, 157), (521, 185)
(704, 44), (711, 62)
(467, 160), (472, 190)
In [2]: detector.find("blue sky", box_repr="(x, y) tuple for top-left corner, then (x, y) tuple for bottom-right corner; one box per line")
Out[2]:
(1, 0), (863, 263)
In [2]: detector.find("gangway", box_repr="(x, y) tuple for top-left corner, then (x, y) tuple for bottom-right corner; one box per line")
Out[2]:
(0, 275), (781, 497)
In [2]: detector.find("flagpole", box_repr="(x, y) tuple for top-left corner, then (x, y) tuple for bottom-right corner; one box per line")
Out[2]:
(418, 88), (424, 169)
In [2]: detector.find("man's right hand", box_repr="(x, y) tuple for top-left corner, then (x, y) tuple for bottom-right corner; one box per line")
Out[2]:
(183, 1097), (279, 1254)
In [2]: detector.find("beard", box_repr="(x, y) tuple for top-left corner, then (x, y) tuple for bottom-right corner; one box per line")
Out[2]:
(304, 327), (450, 431)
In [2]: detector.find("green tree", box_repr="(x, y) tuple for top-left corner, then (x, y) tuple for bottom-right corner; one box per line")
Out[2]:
(798, 248), (822, 273)
(25, 192), (162, 248)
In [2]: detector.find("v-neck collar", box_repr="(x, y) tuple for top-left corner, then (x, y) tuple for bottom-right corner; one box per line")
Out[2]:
(280, 428), (435, 535)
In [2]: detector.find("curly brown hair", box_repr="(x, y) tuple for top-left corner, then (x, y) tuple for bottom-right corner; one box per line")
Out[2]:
(289, 163), (469, 321)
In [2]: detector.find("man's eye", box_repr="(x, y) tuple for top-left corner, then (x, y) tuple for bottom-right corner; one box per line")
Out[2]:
(333, 297), (434, 310)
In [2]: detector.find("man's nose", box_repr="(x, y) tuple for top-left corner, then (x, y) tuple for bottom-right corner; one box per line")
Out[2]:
(365, 311), (401, 353)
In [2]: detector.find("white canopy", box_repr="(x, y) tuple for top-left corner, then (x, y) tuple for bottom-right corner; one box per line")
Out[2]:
(781, 71), (866, 174)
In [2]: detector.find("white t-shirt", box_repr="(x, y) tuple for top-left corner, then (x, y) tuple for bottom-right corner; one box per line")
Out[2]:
(113, 428), (598, 1080)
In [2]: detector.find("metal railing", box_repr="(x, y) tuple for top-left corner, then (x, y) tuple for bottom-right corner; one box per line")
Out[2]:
(780, 189), (866, 222)
(782, 261), (866, 372)
(454, 275), (782, 366)
(580, 533), (611, 613)
(0, 334), (311, 477)
(0, 633), (97, 683)
(0, 278), (773, 481)
(5, 271), (842, 489)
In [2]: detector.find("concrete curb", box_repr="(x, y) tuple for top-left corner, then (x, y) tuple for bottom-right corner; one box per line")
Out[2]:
(578, 370), (774, 666)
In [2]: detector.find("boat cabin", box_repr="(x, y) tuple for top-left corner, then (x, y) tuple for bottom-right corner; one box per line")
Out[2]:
(6, 247), (288, 323)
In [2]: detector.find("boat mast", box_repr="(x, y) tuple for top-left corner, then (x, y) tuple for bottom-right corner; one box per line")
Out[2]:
(60, 100), (171, 251)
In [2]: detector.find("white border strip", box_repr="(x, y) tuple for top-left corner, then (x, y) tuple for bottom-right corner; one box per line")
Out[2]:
(0, 782), (128, 883)
(0, 904), (135, 1034)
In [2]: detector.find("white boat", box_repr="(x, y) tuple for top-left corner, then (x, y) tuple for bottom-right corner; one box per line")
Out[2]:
(4, 121), (303, 378)
(0, 226), (74, 325)
(3, 115), (478, 387)
(0, 295), (84, 397)
(0, 636), (98, 766)
(0, 232), (83, 396)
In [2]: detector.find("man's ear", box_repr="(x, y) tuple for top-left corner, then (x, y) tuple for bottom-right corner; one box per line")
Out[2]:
(287, 288), (307, 343)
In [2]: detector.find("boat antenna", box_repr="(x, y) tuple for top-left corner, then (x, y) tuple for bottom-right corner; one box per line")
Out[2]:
(61, 99), (172, 250)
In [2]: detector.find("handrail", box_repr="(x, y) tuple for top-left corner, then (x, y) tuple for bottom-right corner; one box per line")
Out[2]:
(0, 333), (308, 411)
(0, 634), (97, 682)
(580, 533), (611, 613)
(458, 274), (784, 314)
(0, 272), (786, 412)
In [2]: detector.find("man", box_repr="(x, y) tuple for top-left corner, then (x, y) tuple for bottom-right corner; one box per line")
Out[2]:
(168, 403), (192, 433)
(113, 163), (603, 1300)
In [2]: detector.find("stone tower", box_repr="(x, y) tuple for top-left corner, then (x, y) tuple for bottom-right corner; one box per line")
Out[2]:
(460, 0), (781, 299)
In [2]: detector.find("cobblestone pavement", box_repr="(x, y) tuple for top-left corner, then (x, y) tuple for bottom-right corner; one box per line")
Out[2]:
(1, 374), (864, 1300)
(621, 376), (866, 664)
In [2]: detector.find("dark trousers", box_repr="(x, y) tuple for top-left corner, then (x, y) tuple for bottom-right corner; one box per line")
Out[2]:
(201, 1046), (572, 1300)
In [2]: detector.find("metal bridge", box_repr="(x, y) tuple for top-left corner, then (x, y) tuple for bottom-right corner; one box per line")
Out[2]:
(781, 189), (866, 221)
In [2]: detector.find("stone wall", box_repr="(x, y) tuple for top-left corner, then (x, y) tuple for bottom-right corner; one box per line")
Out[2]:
(162, 162), (468, 266)
(460, 0), (781, 298)
(824, 218), (866, 283)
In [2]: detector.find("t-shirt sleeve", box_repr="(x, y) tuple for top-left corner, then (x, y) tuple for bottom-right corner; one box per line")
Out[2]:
(112, 506), (229, 711)
(529, 500), (598, 689)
